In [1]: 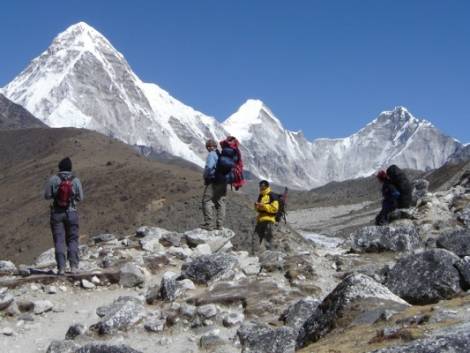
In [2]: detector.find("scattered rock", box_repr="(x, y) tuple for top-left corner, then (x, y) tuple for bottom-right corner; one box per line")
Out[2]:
(436, 230), (470, 257)
(223, 312), (245, 327)
(144, 316), (166, 333)
(46, 285), (58, 294)
(197, 304), (218, 319)
(350, 225), (421, 253)
(181, 253), (238, 284)
(296, 274), (410, 348)
(65, 323), (87, 340)
(139, 234), (165, 252)
(385, 249), (463, 304)
(33, 300), (54, 315)
(280, 297), (320, 333)
(94, 296), (145, 335)
(192, 243), (212, 257)
(145, 285), (161, 305)
(238, 321), (296, 353)
(91, 233), (116, 244)
(167, 246), (193, 260)
(259, 250), (286, 272)
(91, 276), (101, 285)
(239, 253), (261, 275)
(0, 292), (14, 310)
(456, 257), (470, 290)
(1, 327), (14, 336)
(413, 178), (430, 202)
(159, 232), (182, 247)
(75, 343), (143, 353)
(136, 226), (169, 238)
(0, 260), (17, 275)
(5, 301), (20, 316)
(159, 271), (179, 301)
(46, 340), (80, 353)
(34, 248), (56, 267)
(199, 330), (227, 349)
(81, 279), (96, 289)
(143, 254), (170, 274)
(119, 263), (145, 288)
(180, 303), (197, 319)
(368, 325), (470, 352)
(457, 206), (470, 228)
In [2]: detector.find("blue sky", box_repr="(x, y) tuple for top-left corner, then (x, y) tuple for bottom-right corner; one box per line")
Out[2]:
(1, 0), (469, 142)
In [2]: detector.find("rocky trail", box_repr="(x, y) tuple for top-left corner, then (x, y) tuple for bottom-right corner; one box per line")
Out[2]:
(1, 174), (470, 353)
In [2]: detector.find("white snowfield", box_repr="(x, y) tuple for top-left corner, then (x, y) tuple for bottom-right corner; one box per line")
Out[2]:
(2, 22), (464, 189)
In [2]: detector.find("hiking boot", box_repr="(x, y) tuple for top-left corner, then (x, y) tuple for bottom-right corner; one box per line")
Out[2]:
(57, 269), (65, 276)
(70, 266), (80, 275)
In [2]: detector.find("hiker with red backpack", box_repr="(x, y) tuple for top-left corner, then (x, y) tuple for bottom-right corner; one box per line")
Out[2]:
(253, 180), (280, 254)
(44, 157), (83, 275)
(201, 136), (245, 231)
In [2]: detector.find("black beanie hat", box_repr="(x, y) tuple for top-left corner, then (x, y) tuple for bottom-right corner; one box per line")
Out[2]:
(58, 157), (72, 172)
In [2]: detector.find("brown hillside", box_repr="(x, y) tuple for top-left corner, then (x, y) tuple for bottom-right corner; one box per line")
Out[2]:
(0, 128), (255, 265)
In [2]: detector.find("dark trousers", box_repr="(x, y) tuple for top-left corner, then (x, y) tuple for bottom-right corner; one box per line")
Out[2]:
(253, 221), (274, 254)
(50, 210), (80, 270)
(375, 200), (396, 226)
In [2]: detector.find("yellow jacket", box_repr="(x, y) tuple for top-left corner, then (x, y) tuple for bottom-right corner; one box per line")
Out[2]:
(255, 187), (279, 223)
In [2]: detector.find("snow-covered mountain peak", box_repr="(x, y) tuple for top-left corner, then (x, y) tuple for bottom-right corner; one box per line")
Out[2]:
(222, 99), (285, 141)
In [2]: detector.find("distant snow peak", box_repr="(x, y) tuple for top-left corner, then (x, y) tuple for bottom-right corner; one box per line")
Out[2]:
(2, 22), (463, 189)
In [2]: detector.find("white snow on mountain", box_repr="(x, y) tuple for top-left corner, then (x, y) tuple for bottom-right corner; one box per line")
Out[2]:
(2, 22), (464, 189)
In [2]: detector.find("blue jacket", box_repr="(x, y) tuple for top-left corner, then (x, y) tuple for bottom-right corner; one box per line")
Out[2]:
(203, 150), (218, 183)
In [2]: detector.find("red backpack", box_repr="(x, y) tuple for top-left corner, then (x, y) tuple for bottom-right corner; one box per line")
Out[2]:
(55, 175), (74, 208)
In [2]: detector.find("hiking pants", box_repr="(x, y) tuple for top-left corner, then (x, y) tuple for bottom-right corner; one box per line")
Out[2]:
(50, 210), (80, 271)
(253, 221), (274, 254)
(375, 200), (396, 226)
(202, 183), (227, 228)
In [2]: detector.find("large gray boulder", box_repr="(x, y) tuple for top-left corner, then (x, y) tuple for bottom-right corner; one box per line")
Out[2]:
(279, 298), (320, 334)
(367, 325), (470, 352)
(119, 263), (145, 288)
(296, 274), (409, 349)
(237, 321), (296, 353)
(436, 230), (470, 257)
(93, 296), (144, 335)
(75, 343), (143, 353)
(385, 249), (463, 304)
(350, 225), (421, 253)
(184, 228), (235, 251)
(181, 253), (238, 284)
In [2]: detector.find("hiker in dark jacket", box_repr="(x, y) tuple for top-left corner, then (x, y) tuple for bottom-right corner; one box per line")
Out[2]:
(253, 180), (279, 253)
(44, 157), (83, 275)
(375, 170), (400, 225)
(201, 139), (227, 231)
(386, 164), (412, 208)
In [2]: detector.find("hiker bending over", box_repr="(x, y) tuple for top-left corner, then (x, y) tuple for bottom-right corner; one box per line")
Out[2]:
(201, 139), (226, 231)
(375, 170), (400, 226)
(44, 157), (83, 275)
(386, 164), (412, 208)
(253, 180), (279, 253)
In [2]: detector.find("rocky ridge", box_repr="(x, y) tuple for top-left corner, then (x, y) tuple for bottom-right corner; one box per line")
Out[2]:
(1, 171), (470, 352)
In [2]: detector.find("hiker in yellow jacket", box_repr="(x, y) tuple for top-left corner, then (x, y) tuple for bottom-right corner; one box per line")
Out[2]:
(253, 180), (279, 253)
